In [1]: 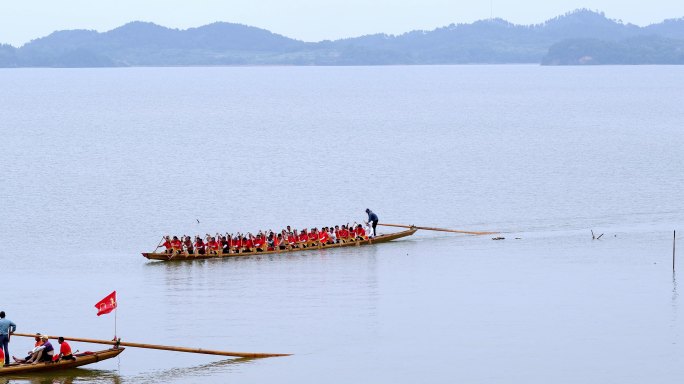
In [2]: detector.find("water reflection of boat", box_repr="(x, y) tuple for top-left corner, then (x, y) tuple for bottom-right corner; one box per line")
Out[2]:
(142, 228), (417, 261)
(0, 348), (124, 376)
(0, 366), (121, 384)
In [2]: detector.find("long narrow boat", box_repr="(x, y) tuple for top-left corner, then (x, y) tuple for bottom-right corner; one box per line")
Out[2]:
(142, 227), (417, 261)
(0, 348), (124, 375)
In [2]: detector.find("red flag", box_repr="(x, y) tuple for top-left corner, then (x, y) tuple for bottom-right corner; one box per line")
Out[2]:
(95, 291), (117, 316)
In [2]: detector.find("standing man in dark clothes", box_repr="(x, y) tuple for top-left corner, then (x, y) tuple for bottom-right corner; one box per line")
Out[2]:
(366, 208), (379, 237)
(0, 311), (17, 366)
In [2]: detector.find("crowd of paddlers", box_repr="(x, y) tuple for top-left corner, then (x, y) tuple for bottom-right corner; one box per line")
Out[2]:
(160, 223), (373, 255)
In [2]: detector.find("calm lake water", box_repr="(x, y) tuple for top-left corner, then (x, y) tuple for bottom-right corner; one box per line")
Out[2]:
(1, 65), (683, 383)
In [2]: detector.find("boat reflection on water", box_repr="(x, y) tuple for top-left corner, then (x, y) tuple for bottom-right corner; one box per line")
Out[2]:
(0, 357), (256, 384)
(0, 368), (122, 384)
(123, 357), (257, 383)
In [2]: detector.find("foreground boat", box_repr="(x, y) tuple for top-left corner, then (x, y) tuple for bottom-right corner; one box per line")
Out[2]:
(0, 348), (124, 375)
(142, 227), (417, 261)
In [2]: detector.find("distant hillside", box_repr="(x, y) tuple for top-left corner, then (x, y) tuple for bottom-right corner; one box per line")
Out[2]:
(1, 9), (684, 67)
(542, 35), (684, 65)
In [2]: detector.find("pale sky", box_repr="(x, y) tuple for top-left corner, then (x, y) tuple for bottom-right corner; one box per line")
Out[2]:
(1, 0), (683, 47)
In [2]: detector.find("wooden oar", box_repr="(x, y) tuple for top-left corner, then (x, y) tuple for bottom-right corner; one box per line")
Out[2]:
(378, 223), (499, 235)
(152, 236), (165, 253)
(13, 333), (290, 358)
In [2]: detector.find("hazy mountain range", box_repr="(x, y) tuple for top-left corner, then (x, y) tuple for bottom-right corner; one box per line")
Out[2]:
(1, 9), (683, 67)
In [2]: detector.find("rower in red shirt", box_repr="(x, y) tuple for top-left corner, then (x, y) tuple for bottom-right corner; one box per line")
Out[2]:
(319, 228), (331, 244)
(253, 235), (266, 252)
(162, 236), (172, 253)
(171, 236), (182, 254)
(225, 235), (233, 254)
(244, 236), (254, 252)
(298, 230), (309, 248)
(355, 224), (367, 239)
(194, 237), (206, 255)
(308, 229), (319, 247)
(207, 237), (219, 254)
(288, 231), (298, 249)
(233, 236), (242, 253)
(183, 236), (194, 255)
(55, 337), (75, 361)
(338, 226), (350, 242)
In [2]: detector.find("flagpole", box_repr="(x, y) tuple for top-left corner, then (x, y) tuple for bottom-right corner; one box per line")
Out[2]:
(114, 306), (117, 339)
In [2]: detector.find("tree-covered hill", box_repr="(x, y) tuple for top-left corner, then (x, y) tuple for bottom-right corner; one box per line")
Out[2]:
(542, 35), (684, 65)
(1, 9), (683, 67)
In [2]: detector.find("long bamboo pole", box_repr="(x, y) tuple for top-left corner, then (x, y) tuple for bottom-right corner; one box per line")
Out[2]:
(378, 223), (499, 235)
(12, 333), (290, 358)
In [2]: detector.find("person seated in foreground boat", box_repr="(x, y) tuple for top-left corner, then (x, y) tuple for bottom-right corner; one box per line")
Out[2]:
(231, 235), (241, 253)
(19, 341), (45, 364)
(54, 337), (75, 362)
(12, 333), (42, 363)
(220, 236), (230, 254)
(253, 234), (266, 252)
(365, 222), (374, 238)
(194, 236), (206, 255)
(266, 232), (276, 251)
(279, 230), (287, 247)
(338, 225), (350, 243)
(206, 237), (220, 255)
(183, 236), (194, 255)
(354, 224), (368, 240)
(244, 235), (255, 253)
(23, 335), (53, 364)
(232, 235), (242, 253)
(36, 335), (54, 363)
(171, 236), (182, 254)
(319, 227), (331, 245)
(288, 230), (298, 249)
(327, 227), (336, 244)
(162, 236), (173, 254)
(329, 227), (337, 243)
(277, 233), (287, 250)
(318, 227), (326, 245)
(308, 228), (320, 247)
(333, 225), (340, 243)
(298, 229), (309, 248)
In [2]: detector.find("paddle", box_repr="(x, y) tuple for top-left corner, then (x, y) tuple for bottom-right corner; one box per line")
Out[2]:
(378, 223), (498, 235)
(152, 236), (165, 253)
(12, 333), (290, 359)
